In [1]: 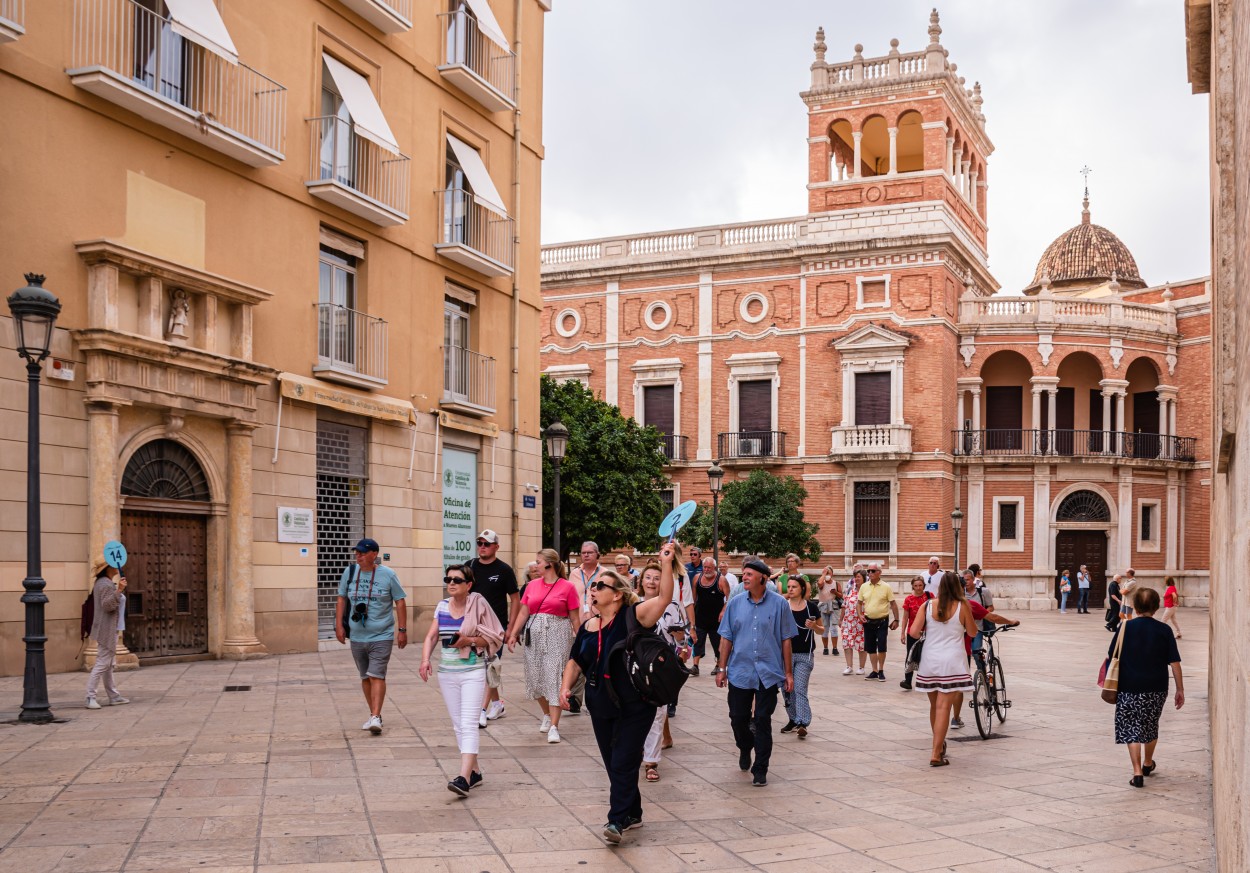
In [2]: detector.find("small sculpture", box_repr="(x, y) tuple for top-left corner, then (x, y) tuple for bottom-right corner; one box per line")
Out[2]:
(167, 288), (190, 343)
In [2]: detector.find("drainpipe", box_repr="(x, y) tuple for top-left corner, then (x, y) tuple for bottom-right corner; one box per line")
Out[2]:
(509, 0), (523, 571)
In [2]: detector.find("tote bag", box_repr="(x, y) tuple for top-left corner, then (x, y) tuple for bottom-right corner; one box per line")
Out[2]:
(1100, 622), (1127, 704)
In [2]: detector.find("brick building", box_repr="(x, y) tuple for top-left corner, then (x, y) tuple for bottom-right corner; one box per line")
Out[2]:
(539, 11), (1211, 609)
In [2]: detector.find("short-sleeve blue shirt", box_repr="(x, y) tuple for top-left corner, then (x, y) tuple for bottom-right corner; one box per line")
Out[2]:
(338, 564), (407, 642)
(717, 588), (797, 689)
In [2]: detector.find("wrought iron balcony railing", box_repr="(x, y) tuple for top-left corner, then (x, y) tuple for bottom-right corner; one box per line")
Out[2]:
(438, 9), (515, 112)
(442, 345), (496, 415)
(307, 116), (410, 225)
(718, 431), (786, 460)
(316, 303), (387, 386)
(658, 434), (688, 463)
(952, 429), (1196, 462)
(436, 188), (514, 277)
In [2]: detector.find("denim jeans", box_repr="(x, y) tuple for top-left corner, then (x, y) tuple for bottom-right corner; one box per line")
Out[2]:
(727, 682), (779, 777)
(1078, 589), (1090, 612)
(1060, 591), (1069, 611)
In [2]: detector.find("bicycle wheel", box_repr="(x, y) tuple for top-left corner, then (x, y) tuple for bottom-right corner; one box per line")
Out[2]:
(992, 658), (1007, 722)
(973, 670), (993, 739)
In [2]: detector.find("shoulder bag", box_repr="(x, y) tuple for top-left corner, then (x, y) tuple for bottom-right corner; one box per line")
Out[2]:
(905, 600), (928, 673)
(1100, 622), (1127, 704)
(341, 565), (358, 640)
(521, 581), (557, 646)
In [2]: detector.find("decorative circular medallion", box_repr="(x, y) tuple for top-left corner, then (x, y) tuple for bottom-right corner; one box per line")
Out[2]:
(644, 301), (672, 331)
(739, 293), (769, 324)
(865, 186), (883, 203)
(555, 308), (581, 338)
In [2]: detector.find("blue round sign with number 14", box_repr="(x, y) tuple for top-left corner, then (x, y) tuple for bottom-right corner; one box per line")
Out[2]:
(103, 540), (128, 569)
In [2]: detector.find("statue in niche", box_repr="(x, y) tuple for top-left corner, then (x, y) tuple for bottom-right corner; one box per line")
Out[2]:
(167, 288), (190, 343)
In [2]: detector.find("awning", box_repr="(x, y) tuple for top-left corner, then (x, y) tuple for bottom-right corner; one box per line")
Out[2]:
(447, 134), (507, 216)
(323, 54), (400, 155)
(279, 373), (414, 424)
(163, 0), (239, 65)
(463, 0), (510, 53)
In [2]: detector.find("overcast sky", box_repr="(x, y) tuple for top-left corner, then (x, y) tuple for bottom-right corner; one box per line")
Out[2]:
(539, 1), (1210, 295)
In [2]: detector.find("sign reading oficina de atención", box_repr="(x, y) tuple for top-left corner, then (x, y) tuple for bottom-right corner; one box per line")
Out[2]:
(277, 506), (314, 543)
(442, 448), (477, 566)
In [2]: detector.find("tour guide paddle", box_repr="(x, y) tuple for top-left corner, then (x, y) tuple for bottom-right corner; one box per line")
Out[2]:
(658, 500), (697, 543)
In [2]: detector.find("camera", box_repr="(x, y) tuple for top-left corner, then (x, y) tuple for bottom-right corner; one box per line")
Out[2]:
(441, 632), (460, 648)
(351, 602), (368, 623)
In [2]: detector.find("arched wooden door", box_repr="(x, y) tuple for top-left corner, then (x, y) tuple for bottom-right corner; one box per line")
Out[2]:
(1053, 490), (1112, 609)
(118, 440), (211, 659)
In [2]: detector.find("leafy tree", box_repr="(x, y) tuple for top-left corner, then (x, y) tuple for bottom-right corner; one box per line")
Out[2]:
(715, 469), (821, 560)
(540, 376), (669, 555)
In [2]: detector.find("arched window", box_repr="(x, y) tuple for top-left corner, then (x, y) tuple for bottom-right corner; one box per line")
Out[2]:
(121, 440), (211, 502)
(1056, 490), (1110, 523)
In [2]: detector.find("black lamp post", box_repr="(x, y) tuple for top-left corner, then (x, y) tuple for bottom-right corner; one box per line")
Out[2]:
(544, 421), (569, 560)
(8, 274), (61, 724)
(707, 462), (724, 570)
(951, 506), (964, 575)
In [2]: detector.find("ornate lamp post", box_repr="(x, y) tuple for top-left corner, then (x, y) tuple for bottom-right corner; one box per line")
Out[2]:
(951, 506), (964, 575)
(707, 462), (724, 570)
(543, 421), (569, 560)
(8, 274), (61, 724)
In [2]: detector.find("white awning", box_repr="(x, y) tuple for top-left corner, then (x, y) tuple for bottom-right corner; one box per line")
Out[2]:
(463, 0), (510, 53)
(323, 54), (400, 155)
(163, 0), (239, 65)
(447, 134), (507, 216)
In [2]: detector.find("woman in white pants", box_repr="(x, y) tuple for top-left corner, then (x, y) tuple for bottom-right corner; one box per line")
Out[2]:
(638, 563), (689, 782)
(419, 564), (504, 797)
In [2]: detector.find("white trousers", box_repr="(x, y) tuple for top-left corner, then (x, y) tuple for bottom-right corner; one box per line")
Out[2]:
(438, 668), (486, 755)
(643, 706), (667, 764)
(86, 640), (119, 700)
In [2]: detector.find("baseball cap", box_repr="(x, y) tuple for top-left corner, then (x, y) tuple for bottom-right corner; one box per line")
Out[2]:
(353, 538), (380, 553)
(743, 558), (771, 577)
(477, 529), (499, 544)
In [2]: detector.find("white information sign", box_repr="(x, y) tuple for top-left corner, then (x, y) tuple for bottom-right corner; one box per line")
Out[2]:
(442, 448), (477, 566)
(277, 506), (315, 544)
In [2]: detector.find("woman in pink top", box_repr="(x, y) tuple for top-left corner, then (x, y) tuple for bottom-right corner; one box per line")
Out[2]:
(1160, 576), (1182, 639)
(506, 548), (583, 743)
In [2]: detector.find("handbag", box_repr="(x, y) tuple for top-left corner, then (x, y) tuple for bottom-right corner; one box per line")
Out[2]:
(1101, 622), (1127, 704)
(340, 565), (358, 640)
(486, 655), (503, 689)
(522, 582), (557, 646)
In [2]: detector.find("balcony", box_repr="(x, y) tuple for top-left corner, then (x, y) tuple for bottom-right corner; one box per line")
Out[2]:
(952, 429), (1197, 464)
(830, 424), (913, 460)
(67, 0), (286, 167)
(436, 188), (514, 277)
(442, 345), (496, 416)
(958, 293), (1178, 336)
(438, 10), (516, 113)
(315, 303), (388, 389)
(718, 431), (786, 462)
(306, 116), (410, 226)
(338, 0), (412, 33)
(1, 0), (24, 43)
(659, 434), (689, 464)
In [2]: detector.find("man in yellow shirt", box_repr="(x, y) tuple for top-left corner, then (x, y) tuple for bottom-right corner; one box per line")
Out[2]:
(858, 563), (899, 682)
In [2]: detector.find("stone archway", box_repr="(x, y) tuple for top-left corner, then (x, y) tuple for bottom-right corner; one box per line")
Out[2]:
(1053, 489), (1112, 608)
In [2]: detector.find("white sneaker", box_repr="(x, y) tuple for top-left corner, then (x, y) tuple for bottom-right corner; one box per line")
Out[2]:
(85, 698), (101, 710)
(479, 710), (488, 728)
(539, 714), (552, 733)
(855, 668), (866, 675)
(107, 696), (129, 705)
(367, 715), (382, 735)
(362, 717), (374, 730)
(486, 701), (506, 720)
(547, 726), (561, 743)
(841, 667), (853, 675)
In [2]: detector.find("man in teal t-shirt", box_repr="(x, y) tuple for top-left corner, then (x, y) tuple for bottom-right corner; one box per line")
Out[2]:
(336, 538), (407, 734)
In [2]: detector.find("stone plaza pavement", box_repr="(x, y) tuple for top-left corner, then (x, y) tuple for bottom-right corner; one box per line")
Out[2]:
(0, 608), (1215, 873)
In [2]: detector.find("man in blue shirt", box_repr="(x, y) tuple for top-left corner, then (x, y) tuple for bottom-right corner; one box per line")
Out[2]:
(336, 538), (407, 735)
(715, 558), (796, 786)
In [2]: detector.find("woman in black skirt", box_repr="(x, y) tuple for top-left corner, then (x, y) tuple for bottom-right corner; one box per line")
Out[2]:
(1109, 586), (1184, 787)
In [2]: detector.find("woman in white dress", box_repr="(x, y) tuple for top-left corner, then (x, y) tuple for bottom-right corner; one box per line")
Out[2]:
(909, 570), (980, 767)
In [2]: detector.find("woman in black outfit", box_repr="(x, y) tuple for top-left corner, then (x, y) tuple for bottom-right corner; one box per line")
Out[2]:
(691, 556), (728, 676)
(1109, 587), (1184, 787)
(560, 542), (677, 845)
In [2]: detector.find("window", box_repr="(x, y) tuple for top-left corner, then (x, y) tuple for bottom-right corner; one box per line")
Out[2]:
(134, 0), (188, 104)
(737, 380), (774, 455)
(853, 481), (891, 553)
(643, 384), (675, 435)
(444, 134), (508, 246)
(854, 371), (891, 426)
(659, 487), (675, 516)
(318, 245), (358, 368)
(444, 297), (471, 398)
(319, 62), (354, 187)
(1138, 499), (1161, 552)
(992, 497), (1024, 552)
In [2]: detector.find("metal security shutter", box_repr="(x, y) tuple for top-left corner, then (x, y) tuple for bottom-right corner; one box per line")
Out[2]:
(738, 380), (772, 432)
(853, 481), (891, 552)
(854, 372), (891, 425)
(316, 419), (368, 639)
(643, 384), (674, 435)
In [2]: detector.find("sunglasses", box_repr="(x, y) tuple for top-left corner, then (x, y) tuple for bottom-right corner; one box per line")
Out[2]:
(444, 576), (468, 584)
(590, 581), (615, 591)
(476, 540), (493, 546)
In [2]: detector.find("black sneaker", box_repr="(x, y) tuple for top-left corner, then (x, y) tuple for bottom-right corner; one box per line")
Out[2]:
(568, 697), (582, 715)
(900, 680), (912, 690)
(739, 750), (752, 771)
(626, 816), (643, 830)
(447, 776), (470, 797)
(752, 773), (767, 786)
(780, 720), (797, 734)
(877, 672), (887, 682)
(690, 665), (700, 676)
(666, 703), (677, 718)
(468, 770), (483, 789)
(602, 822), (623, 844)
(831, 648), (840, 656)
(864, 671), (879, 681)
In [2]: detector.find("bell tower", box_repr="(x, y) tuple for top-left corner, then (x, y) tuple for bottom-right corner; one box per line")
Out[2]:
(801, 9), (993, 256)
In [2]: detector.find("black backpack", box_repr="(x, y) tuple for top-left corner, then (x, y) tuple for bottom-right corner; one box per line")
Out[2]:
(606, 606), (691, 708)
(80, 591), (94, 641)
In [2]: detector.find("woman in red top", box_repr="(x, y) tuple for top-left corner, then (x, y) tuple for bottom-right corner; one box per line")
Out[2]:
(1160, 576), (1182, 639)
(900, 576), (930, 691)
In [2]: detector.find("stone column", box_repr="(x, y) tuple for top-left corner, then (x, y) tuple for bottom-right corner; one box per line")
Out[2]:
(841, 363), (854, 427)
(891, 360), (904, 425)
(970, 169), (979, 209)
(1156, 385), (1179, 458)
(852, 131), (862, 179)
(1047, 388), (1058, 455)
(887, 127), (898, 175)
(221, 420), (267, 660)
(945, 137), (955, 176)
(1101, 390), (1113, 455)
(1031, 386), (1042, 449)
(1115, 392), (1126, 453)
(971, 387), (982, 430)
(955, 389), (966, 453)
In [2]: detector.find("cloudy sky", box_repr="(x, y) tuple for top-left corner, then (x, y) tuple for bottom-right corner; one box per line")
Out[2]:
(539, 1), (1210, 295)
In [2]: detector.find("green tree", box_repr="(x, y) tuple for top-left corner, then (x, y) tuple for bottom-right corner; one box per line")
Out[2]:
(715, 469), (821, 560)
(540, 376), (669, 555)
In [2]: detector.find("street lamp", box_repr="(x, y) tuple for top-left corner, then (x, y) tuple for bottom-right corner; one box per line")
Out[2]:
(544, 421), (569, 560)
(707, 462), (724, 570)
(951, 506), (964, 575)
(8, 274), (61, 724)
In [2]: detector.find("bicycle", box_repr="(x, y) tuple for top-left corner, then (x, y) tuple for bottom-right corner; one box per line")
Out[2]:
(971, 623), (1017, 739)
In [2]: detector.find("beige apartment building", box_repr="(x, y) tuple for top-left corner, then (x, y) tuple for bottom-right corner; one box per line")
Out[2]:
(0, 0), (549, 676)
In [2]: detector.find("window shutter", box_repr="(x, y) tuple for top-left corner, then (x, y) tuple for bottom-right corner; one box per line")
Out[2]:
(738, 381), (772, 433)
(854, 372), (891, 425)
(643, 385), (675, 435)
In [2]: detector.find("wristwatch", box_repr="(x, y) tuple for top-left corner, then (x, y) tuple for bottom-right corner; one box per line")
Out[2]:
(398, 627), (407, 632)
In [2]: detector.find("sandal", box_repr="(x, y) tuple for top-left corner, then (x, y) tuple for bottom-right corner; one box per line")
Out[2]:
(661, 742), (673, 750)
(929, 757), (950, 767)
(1142, 762), (1157, 776)
(644, 765), (660, 782)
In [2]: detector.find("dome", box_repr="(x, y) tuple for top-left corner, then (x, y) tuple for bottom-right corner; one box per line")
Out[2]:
(1024, 198), (1146, 294)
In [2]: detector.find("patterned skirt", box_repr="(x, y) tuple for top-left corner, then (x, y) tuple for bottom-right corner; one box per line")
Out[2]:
(522, 612), (574, 704)
(1114, 690), (1168, 744)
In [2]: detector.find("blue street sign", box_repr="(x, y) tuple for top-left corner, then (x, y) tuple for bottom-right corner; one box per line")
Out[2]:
(103, 540), (128, 568)
(522, 494), (536, 509)
(925, 522), (939, 531)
